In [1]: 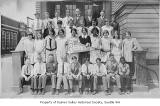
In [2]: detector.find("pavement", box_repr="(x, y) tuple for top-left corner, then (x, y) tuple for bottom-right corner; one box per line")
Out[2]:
(1, 54), (160, 98)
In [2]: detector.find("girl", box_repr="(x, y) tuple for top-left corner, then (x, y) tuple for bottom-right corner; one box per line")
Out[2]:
(88, 19), (100, 36)
(90, 27), (101, 64)
(111, 30), (122, 63)
(79, 27), (91, 64)
(34, 31), (46, 63)
(101, 30), (111, 63)
(77, 19), (87, 37)
(65, 19), (76, 40)
(122, 31), (137, 77)
(67, 28), (79, 63)
(55, 29), (68, 63)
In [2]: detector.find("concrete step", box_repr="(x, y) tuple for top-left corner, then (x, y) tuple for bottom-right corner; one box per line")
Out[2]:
(12, 84), (148, 94)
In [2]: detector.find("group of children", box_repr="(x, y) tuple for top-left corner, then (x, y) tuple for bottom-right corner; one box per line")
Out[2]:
(18, 9), (138, 96)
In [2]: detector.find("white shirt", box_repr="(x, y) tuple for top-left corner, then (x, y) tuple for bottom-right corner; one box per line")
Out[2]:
(53, 17), (62, 28)
(34, 62), (46, 75)
(101, 37), (111, 51)
(34, 39), (45, 52)
(21, 65), (34, 77)
(62, 16), (73, 28)
(93, 63), (107, 75)
(101, 25), (113, 38)
(90, 35), (101, 49)
(32, 19), (44, 30)
(88, 26), (100, 36)
(23, 39), (35, 54)
(55, 36), (67, 51)
(57, 62), (70, 75)
(81, 64), (93, 75)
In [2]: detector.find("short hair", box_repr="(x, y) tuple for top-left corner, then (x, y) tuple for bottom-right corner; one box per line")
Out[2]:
(27, 33), (33, 37)
(58, 28), (65, 35)
(57, 20), (62, 25)
(100, 10), (105, 13)
(120, 56), (126, 63)
(91, 27), (99, 34)
(72, 56), (77, 60)
(49, 28), (55, 35)
(71, 28), (77, 34)
(81, 27), (88, 33)
(113, 30), (120, 39)
(103, 30), (109, 35)
(96, 58), (101, 61)
(126, 31), (131, 36)
(109, 53), (114, 57)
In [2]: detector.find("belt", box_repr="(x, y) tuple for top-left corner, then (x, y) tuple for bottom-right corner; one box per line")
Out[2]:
(46, 48), (56, 51)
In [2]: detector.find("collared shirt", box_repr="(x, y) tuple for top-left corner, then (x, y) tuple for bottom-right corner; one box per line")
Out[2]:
(62, 16), (73, 28)
(23, 39), (35, 54)
(45, 35), (56, 50)
(53, 17), (62, 28)
(70, 62), (81, 75)
(21, 64), (34, 77)
(57, 62), (70, 75)
(119, 63), (130, 75)
(105, 60), (118, 74)
(34, 62), (46, 75)
(46, 62), (57, 74)
(34, 39), (45, 52)
(81, 64), (93, 75)
(32, 19), (44, 30)
(93, 63), (107, 75)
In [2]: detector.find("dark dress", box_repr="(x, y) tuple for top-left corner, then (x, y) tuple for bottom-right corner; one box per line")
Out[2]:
(43, 28), (54, 38)
(79, 35), (91, 64)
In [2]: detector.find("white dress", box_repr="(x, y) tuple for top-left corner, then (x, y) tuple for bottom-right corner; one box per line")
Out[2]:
(123, 38), (135, 62)
(34, 39), (46, 63)
(111, 39), (122, 63)
(23, 39), (35, 64)
(101, 25), (113, 39)
(101, 37), (111, 63)
(90, 34), (101, 64)
(55, 36), (67, 63)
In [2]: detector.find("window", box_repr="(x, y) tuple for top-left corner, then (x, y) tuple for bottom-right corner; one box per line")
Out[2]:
(1, 30), (6, 50)
(10, 32), (13, 49)
(85, 4), (93, 17)
(6, 32), (10, 49)
(13, 33), (17, 49)
(66, 5), (76, 17)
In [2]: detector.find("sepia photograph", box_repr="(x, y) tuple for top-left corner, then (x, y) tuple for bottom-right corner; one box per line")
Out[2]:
(0, 0), (160, 102)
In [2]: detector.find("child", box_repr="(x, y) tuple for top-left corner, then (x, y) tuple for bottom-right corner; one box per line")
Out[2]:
(56, 56), (70, 95)
(33, 55), (46, 95)
(90, 27), (101, 64)
(34, 31), (46, 63)
(81, 58), (94, 95)
(79, 27), (91, 64)
(65, 19), (76, 39)
(101, 19), (114, 39)
(88, 19), (100, 36)
(111, 30), (122, 63)
(23, 32), (35, 65)
(122, 31), (137, 77)
(45, 28), (57, 63)
(67, 28), (79, 63)
(101, 30), (111, 63)
(55, 29), (68, 63)
(77, 19), (87, 37)
(45, 54), (58, 95)
(17, 58), (34, 95)
(68, 56), (82, 95)
(55, 20), (64, 36)
(119, 56), (131, 94)
(105, 53), (122, 95)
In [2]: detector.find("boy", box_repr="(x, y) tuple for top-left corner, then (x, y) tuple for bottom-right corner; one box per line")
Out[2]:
(17, 58), (34, 95)
(23, 32), (35, 65)
(81, 58), (94, 95)
(56, 56), (70, 95)
(106, 53), (122, 95)
(45, 28), (57, 63)
(55, 20), (64, 36)
(45, 54), (58, 95)
(92, 58), (108, 95)
(33, 55), (46, 95)
(68, 56), (82, 95)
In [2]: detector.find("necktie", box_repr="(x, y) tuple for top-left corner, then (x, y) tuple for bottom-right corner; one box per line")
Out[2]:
(62, 63), (64, 75)
(49, 38), (52, 49)
(86, 65), (89, 74)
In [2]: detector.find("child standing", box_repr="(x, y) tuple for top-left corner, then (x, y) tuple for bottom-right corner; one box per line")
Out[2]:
(34, 31), (46, 63)
(45, 29), (57, 63)
(23, 32), (35, 65)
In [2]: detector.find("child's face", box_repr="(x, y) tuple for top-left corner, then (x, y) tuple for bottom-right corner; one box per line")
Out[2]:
(73, 58), (77, 63)
(45, 13), (49, 18)
(35, 14), (40, 19)
(28, 35), (32, 40)
(114, 31), (118, 39)
(55, 12), (59, 17)
(82, 29), (87, 35)
(81, 22), (85, 27)
(93, 30), (98, 36)
(92, 21), (96, 26)
(71, 30), (76, 37)
(109, 56), (114, 62)
(121, 58), (125, 64)
(59, 31), (64, 37)
(104, 32), (109, 38)
(48, 55), (54, 62)
(48, 23), (52, 28)
(37, 33), (41, 39)
(126, 32), (131, 39)
(100, 12), (105, 17)
(49, 31), (53, 36)
(96, 60), (101, 66)
(105, 21), (109, 26)
(57, 24), (62, 28)
(66, 11), (70, 16)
